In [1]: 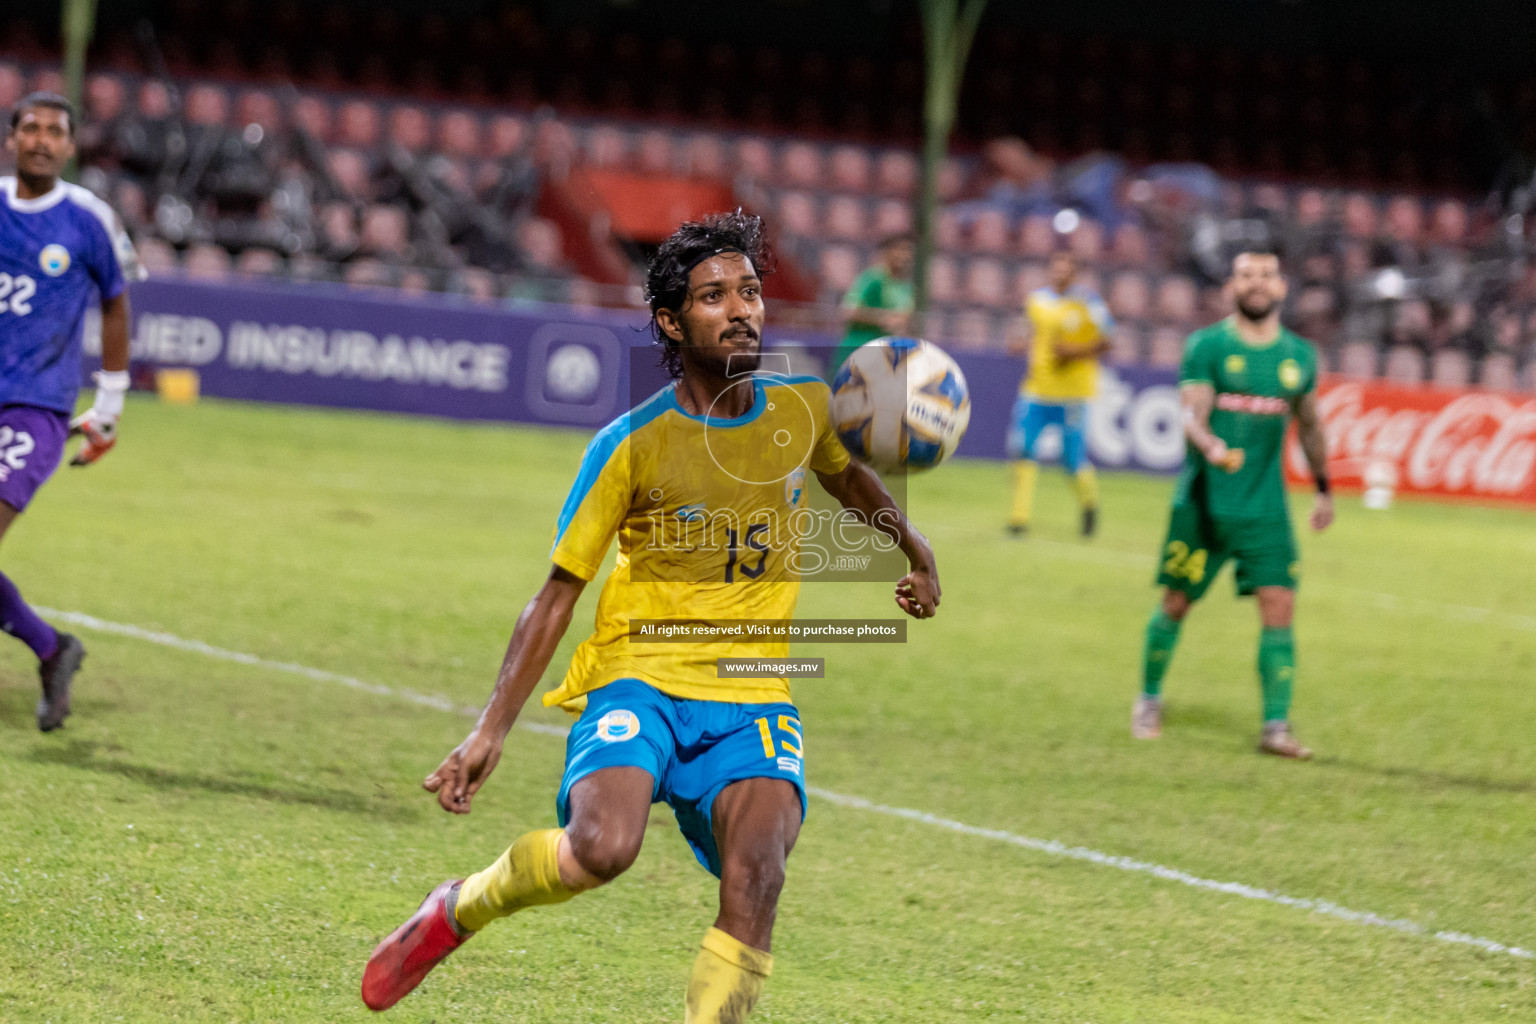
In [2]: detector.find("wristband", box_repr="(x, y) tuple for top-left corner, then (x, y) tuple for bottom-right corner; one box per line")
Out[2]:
(93, 370), (130, 420)
(1315, 475), (1330, 495)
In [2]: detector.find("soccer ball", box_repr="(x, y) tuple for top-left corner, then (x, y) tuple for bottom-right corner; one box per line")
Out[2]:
(829, 337), (971, 473)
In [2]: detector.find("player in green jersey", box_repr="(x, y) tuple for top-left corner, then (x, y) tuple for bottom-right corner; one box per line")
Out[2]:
(830, 233), (915, 376)
(1133, 250), (1333, 758)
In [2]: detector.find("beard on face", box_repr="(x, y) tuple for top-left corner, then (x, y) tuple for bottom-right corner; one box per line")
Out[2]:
(683, 323), (761, 377)
(1236, 292), (1276, 321)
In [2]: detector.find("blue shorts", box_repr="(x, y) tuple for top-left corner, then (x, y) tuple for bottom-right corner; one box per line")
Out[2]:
(1007, 397), (1090, 472)
(555, 679), (807, 877)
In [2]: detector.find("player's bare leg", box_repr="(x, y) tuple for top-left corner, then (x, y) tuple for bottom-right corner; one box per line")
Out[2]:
(686, 777), (801, 1024)
(1135, 588), (1190, 738)
(1254, 586), (1310, 759)
(0, 503), (82, 731)
(362, 767), (648, 1011)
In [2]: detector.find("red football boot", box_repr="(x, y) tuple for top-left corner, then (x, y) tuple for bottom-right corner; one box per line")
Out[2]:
(361, 880), (471, 1011)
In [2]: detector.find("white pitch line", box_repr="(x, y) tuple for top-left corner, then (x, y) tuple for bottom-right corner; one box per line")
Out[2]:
(38, 606), (1534, 963)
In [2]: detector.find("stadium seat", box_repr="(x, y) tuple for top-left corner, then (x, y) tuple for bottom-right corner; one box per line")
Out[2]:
(344, 259), (394, 289)
(828, 145), (872, 192)
(360, 205), (410, 259)
(235, 248), (284, 278)
(517, 218), (565, 271)
(185, 84), (230, 126)
(1337, 340), (1380, 379)
(781, 142), (825, 188)
(1107, 223), (1150, 267)
(1383, 345), (1426, 384)
(963, 258), (1009, 308)
(1019, 215), (1055, 258)
(585, 124), (630, 168)
(735, 137), (775, 179)
(184, 244), (233, 280)
(968, 210), (1012, 255)
(438, 111), (482, 159)
(327, 150), (372, 201)
(936, 209), (963, 251)
(947, 309), (996, 351)
(928, 255), (959, 305)
(873, 150), (919, 196)
(1066, 218), (1104, 262)
(291, 95), (334, 143)
(825, 196), (867, 241)
(937, 157), (967, 203)
(134, 238), (180, 275)
(1430, 348), (1471, 389)
(871, 199), (912, 238)
(1108, 271), (1151, 321)
(337, 100), (382, 150)
(1480, 352), (1518, 393)
(236, 89), (282, 132)
(1148, 326), (1185, 368)
(636, 130), (674, 174)
(1522, 360), (1536, 395)
(84, 73), (125, 124)
(1013, 262), (1047, 302)
(1109, 323), (1145, 364)
(1342, 192), (1378, 239)
(388, 105), (432, 153)
(682, 134), (728, 178)
(776, 191), (819, 238)
(485, 115), (527, 160)
(1154, 275), (1198, 323)
(0, 63), (22, 110)
(817, 244), (861, 295)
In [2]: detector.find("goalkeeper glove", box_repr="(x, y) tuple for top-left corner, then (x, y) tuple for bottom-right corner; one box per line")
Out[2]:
(69, 369), (129, 467)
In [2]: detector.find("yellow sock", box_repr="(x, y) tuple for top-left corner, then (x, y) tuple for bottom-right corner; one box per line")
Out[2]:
(453, 828), (577, 932)
(684, 927), (773, 1024)
(1072, 466), (1099, 509)
(1009, 460), (1039, 527)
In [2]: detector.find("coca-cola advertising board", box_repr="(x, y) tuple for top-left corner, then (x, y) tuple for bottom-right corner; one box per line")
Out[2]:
(1285, 379), (1536, 504)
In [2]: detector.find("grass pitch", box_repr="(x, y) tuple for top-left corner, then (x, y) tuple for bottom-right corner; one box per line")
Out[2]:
(1, 396), (1533, 1022)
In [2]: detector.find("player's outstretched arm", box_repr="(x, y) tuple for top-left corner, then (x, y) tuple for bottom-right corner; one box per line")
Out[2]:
(815, 462), (940, 619)
(70, 291), (131, 467)
(1181, 382), (1243, 472)
(1293, 391), (1334, 532)
(423, 565), (586, 814)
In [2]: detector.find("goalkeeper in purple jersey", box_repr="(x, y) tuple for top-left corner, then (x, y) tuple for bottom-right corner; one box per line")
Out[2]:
(1133, 250), (1333, 759)
(2, 92), (141, 730)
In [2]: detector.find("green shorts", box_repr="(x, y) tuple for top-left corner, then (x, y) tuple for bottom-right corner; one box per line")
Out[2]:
(1155, 503), (1298, 600)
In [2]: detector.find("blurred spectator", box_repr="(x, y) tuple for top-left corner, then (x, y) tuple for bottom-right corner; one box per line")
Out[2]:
(831, 233), (916, 375)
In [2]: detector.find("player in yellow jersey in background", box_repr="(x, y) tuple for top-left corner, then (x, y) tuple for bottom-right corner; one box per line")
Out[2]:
(1006, 250), (1112, 537)
(361, 212), (941, 1023)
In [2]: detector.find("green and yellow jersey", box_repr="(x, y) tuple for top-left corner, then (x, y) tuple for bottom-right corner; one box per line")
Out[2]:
(1174, 319), (1318, 520)
(544, 374), (851, 712)
(833, 266), (914, 372)
(1020, 286), (1113, 402)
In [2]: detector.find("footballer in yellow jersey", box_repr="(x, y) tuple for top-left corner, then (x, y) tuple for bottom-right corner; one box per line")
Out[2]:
(363, 212), (941, 1023)
(1006, 251), (1112, 537)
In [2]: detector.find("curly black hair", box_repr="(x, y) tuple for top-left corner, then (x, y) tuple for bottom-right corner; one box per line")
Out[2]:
(646, 210), (774, 379)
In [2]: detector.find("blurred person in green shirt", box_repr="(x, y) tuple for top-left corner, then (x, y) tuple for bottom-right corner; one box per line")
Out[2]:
(831, 233), (915, 376)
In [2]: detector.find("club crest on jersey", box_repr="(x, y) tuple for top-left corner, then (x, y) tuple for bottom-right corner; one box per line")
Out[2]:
(38, 244), (70, 276)
(1224, 354), (1247, 375)
(1279, 359), (1303, 391)
(596, 709), (640, 743)
(785, 467), (805, 506)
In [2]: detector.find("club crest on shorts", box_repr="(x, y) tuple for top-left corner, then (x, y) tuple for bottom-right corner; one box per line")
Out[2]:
(596, 709), (640, 743)
(39, 244), (71, 277)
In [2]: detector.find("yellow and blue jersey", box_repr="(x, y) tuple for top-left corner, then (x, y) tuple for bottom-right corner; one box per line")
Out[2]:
(544, 373), (851, 712)
(1021, 286), (1112, 402)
